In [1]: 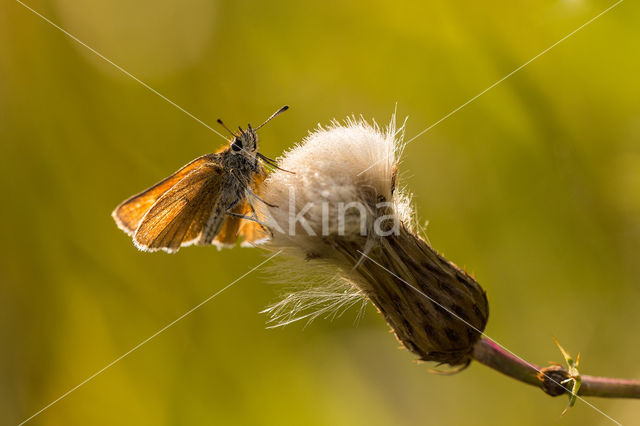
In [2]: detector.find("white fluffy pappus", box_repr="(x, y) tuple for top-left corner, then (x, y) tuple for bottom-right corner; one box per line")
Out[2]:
(262, 114), (414, 247)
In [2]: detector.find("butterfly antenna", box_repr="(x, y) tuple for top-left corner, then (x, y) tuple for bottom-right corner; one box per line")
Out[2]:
(216, 119), (238, 138)
(255, 105), (289, 131)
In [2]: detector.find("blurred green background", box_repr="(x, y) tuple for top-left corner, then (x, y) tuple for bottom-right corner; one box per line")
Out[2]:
(1, 0), (639, 424)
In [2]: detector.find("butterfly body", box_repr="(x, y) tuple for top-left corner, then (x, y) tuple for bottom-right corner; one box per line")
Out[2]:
(112, 106), (289, 253)
(194, 146), (265, 245)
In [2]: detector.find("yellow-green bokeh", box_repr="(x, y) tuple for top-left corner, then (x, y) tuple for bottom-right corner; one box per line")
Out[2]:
(1, 0), (639, 424)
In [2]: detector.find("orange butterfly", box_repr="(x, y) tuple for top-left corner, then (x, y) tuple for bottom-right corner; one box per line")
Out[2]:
(112, 106), (289, 253)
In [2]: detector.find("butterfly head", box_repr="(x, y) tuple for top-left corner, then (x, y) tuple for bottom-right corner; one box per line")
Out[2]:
(230, 125), (259, 157)
(217, 106), (288, 157)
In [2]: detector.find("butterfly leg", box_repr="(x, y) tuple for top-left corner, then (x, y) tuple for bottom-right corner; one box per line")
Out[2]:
(245, 186), (278, 208)
(229, 169), (278, 207)
(224, 196), (272, 237)
(226, 210), (263, 224)
(225, 198), (267, 228)
(244, 195), (273, 238)
(225, 210), (272, 240)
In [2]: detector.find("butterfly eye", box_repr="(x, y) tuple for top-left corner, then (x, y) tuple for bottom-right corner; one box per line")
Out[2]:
(231, 138), (243, 152)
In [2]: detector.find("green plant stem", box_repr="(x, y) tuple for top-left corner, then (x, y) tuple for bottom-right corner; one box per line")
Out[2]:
(471, 337), (640, 399)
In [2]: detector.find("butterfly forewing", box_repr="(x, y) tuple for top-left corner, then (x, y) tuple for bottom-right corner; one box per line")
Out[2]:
(112, 154), (217, 235)
(133, 162), (224, 252)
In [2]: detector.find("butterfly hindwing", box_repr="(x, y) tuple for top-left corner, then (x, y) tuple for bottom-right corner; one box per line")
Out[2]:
(238, 217), (270, 247)
(239, 168), (270, 246)
(213, 167), (270, 248)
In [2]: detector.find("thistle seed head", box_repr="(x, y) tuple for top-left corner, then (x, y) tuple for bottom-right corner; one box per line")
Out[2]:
(260, 115), (489, 367)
